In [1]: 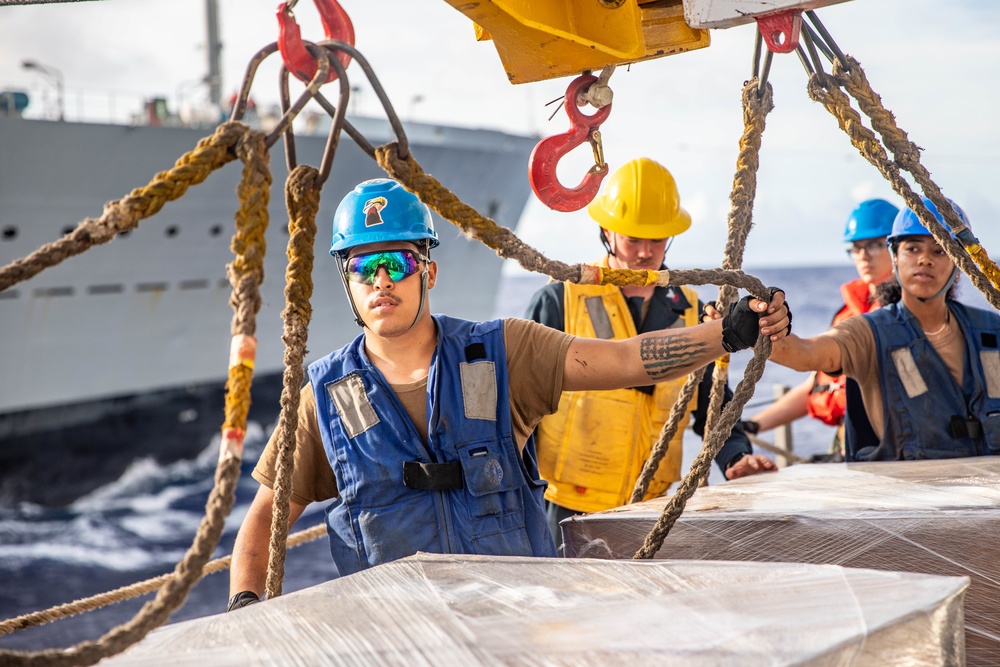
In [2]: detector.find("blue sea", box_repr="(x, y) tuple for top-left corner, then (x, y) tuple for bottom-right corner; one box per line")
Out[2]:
(0, 265), (992, 652)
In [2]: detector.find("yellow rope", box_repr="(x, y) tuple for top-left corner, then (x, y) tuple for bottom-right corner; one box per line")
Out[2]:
(0, 123), (248, 293)
(0, 129), (271, 667)
(966, 244), (1000, 292)
(808, 57), (1000, 311)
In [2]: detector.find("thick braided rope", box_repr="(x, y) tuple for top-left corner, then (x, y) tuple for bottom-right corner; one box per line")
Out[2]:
(221, 132), (271, 442)
(0, 524), (326, 636)
(630, 78), (773, 546)
(374, 145), (766, 293)
(834, 56), (1000, 297)
(0, 129), (270, 667)
(633, 340), (771, 560)
(0, 122), (248, 293)
(0, 462), (241, 667)
(628, 368), (707, 504)
(807, 64), (1000, 312)
(706, 79), (774, 435)
(265, 165), (319, 601)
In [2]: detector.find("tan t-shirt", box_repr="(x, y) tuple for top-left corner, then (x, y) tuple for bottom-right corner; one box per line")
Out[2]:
(824, 305), (966, 439)
(252, 318), (574, 504)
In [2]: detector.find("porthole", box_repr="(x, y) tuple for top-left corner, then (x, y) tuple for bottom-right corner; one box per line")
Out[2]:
(1, 226), (16, 241)
(165, 225), (179, 238)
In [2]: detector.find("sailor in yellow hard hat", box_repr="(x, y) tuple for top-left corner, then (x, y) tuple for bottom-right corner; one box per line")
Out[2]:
(524, 157), (776, 550)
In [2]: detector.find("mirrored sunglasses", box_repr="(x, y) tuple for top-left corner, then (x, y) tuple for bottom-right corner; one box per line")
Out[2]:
(344, 249), (426, 285)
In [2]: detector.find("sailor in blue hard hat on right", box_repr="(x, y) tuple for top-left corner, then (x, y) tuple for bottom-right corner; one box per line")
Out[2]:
(770, 196), (1000, 462)
(226, 178), (791, 610)
(744, 198), (898, 460)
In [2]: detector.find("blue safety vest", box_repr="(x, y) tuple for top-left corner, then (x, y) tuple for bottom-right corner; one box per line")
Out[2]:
(849, 301), (1000, 461)
(307, 315), (556, 576)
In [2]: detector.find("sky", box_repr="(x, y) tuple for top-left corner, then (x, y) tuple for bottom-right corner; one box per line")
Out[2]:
(2, 0), (999, 274)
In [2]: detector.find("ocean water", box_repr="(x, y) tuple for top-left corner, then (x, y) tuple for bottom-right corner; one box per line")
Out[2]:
(0, 265), (992, 652)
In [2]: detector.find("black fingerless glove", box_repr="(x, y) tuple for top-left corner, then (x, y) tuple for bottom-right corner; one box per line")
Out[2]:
(227, 590), (261, 612)
(721, 296), (760, 352)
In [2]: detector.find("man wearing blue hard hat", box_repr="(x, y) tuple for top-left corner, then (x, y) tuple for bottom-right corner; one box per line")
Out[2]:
(769, 196), (1000, 462)
(227, 178), (790, 610)
(744, 199), (897, 460)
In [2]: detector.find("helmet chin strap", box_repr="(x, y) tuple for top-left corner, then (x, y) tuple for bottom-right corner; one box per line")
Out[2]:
(336, 259), (367, 328)
(600, 229), (614, 257)
(890, 248), (959, 303)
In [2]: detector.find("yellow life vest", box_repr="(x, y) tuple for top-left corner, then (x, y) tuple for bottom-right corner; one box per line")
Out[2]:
(535, 267), (700, 513)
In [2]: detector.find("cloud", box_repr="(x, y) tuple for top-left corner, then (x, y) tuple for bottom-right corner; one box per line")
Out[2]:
(3, 0), (998, 270)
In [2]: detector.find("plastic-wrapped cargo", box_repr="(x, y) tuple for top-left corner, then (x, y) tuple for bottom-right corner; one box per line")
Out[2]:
(562, 458), (1000, 666)
(105, 553), (965, 666)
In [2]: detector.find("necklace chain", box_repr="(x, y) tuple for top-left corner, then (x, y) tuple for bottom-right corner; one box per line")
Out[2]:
(925, 312), (951, 336)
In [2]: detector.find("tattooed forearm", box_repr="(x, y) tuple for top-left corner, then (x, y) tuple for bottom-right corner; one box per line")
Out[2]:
(640, 334), (710, 380)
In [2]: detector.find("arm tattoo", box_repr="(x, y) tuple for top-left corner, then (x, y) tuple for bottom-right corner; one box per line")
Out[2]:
(640, 333), (709, 380)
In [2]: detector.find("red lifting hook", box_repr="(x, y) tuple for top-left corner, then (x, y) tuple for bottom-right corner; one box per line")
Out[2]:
(277, 0), (355, 83)
(529, 74), (612, 213)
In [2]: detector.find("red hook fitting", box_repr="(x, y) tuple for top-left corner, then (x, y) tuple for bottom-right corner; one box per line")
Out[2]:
(277, 0), (355, 83)
(755, 9), (802, 54)
(529, 74), (612, 213)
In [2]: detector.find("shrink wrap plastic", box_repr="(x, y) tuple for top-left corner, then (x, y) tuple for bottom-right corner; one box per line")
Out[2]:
(108, 552), (965, 666)
(564, 458), (1000, 664)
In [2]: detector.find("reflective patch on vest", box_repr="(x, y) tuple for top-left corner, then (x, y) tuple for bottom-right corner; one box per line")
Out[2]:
(460, 361), (497, 421)
(326, 374), (380, 439)
(584, 296), (615, 339)
(981, 350), (1000, 398)
(890, 348), (928, 399)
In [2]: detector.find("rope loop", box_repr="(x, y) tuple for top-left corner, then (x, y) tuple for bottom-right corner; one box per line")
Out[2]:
(265, 164), (321, 600)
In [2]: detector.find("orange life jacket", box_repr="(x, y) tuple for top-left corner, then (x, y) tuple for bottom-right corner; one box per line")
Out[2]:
(806, 278), (876, 426)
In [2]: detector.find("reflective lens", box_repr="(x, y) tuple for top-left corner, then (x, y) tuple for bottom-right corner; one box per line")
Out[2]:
(344, 250), (425, 285)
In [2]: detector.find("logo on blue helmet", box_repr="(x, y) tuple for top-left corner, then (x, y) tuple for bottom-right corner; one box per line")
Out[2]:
(843, 199), (898, 243)
(363, 197), (387, 227)
(330, 179), (440, 256)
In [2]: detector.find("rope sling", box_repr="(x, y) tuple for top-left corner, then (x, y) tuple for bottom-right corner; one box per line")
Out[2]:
(3, 11), (1000, 663)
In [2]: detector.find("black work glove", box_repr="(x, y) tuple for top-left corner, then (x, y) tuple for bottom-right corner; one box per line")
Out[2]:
(227, 590), (261, 612)
(721, 295), (761, 353)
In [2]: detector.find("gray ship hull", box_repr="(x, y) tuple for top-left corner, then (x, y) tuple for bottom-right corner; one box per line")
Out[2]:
(0, 116), (536, 506)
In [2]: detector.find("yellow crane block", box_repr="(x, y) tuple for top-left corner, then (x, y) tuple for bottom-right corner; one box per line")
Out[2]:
(447, 0), (710, 84)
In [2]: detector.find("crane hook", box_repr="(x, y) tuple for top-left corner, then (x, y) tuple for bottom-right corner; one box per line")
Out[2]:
(529, 74), (612, 213)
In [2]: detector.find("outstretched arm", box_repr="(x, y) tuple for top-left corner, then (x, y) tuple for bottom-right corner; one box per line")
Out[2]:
(563, 293), (789, 392)
(769, 333), (843, 375)
(229, 485), (307, 605)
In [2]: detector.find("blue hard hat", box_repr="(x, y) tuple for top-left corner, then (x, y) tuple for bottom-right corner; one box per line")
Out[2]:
(888, 196), (970, 244)
(843, 199), (899, 242)
(329, 179), (439, 256)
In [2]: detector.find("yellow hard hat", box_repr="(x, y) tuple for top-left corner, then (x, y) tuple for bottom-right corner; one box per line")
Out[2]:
(587, 157), (691, 239)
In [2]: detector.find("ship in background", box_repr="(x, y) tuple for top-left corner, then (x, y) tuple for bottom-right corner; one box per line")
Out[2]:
(0, 1), (537, 507)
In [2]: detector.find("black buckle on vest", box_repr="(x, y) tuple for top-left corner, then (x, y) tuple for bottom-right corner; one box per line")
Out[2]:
(948, 415), (983, 439)
(403, 461), (464, 491)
